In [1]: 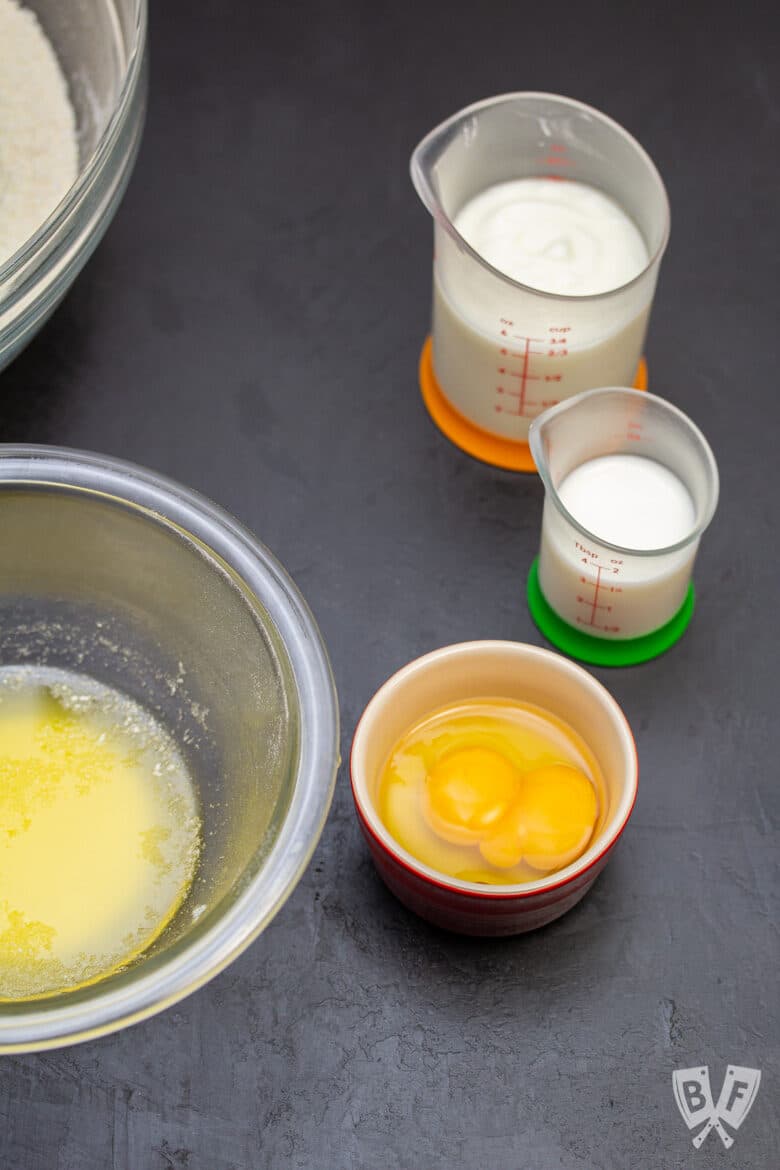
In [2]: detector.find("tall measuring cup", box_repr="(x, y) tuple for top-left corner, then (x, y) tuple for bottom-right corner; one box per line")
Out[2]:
(526, 388), (719, 667)
(411, 94), (670, 471)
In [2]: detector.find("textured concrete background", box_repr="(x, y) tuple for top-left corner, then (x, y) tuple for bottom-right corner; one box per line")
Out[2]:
(1, 0), (778, 1166)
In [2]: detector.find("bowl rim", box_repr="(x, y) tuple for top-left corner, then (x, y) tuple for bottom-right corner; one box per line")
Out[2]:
(0, 444), (340, 1051)
(350, 640), (638, 900)
(0, 0), (148, 286)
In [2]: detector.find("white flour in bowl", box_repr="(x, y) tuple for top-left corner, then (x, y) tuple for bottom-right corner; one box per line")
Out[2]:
(0, 0), (78, 266)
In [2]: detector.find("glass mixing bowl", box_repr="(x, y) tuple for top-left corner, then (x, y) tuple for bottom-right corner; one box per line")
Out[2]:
(0, 446), (339, 1052)
(0, 0), (147, 369)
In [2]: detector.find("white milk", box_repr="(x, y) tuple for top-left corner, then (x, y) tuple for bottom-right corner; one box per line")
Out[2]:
(538, 454), (698, 639)
(455, 180), (648, 296)
(432, 178), (652, 441)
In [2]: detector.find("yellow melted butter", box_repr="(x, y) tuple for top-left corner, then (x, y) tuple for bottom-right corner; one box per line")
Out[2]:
(378, 699), (607, 885)
(0, 667), (201, 1000)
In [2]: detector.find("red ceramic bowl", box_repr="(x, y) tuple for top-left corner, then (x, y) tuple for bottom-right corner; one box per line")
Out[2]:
(350, 641), (638, 936)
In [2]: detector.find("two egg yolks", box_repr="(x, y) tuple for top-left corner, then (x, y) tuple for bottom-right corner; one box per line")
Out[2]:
(423, 747), (596, 873)
(377, 702), (605, 884)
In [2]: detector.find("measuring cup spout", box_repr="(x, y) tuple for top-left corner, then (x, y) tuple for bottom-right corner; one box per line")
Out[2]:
(410, 114), (457, 230)
(528, 408), (556, 472)
(527, 394), (582, 493)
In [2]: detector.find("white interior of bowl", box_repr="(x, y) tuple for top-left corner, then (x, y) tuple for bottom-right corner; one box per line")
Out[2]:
(351, 641), (638, 895)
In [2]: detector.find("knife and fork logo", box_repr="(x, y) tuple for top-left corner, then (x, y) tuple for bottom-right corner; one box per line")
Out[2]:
(672, 1065), (761, 1149)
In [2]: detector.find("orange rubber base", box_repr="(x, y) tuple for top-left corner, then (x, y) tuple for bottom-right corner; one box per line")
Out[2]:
(419, 336), (649, 473)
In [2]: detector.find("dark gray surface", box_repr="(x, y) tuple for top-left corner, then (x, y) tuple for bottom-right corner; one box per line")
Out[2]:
(2, 1), (779, 1166)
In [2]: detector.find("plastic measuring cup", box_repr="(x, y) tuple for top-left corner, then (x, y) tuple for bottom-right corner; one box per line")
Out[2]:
(410, 93), (670, 471)
(526, 388), (719, 666)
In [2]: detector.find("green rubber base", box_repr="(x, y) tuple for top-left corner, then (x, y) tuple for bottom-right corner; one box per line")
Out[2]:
(526, 558), (696, 667)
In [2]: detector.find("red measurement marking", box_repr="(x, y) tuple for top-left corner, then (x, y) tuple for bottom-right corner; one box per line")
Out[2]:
(519, 337), (531, 414)
(495, 331), (560, 416)
(539, 144), (572, 172)
(576, 562), (622, 633)
(495, 383), (559, 414)
(589, 565), (602, 624)
(495, 325), (572, 417)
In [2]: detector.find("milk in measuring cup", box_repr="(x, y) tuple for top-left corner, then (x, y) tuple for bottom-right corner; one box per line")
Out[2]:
(456, 180), (647, 295)
(538, 454), (698, 639)
(433, 179), (651, 441)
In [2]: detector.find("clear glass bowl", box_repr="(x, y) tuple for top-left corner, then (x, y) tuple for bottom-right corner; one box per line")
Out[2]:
(0, 0), (147, 369)
(0, 446), (340, 1052)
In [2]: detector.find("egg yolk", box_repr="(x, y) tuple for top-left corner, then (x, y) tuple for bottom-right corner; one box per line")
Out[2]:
(377, 700), (605, 886)
(481, 764), (597, 872)
(422, 746), (519, 844)
(478, 802), (528, 870)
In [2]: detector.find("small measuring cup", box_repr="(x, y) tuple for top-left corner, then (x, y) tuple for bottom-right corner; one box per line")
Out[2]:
(527, 388), (719, 666)
(411, 93), (670, 471)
